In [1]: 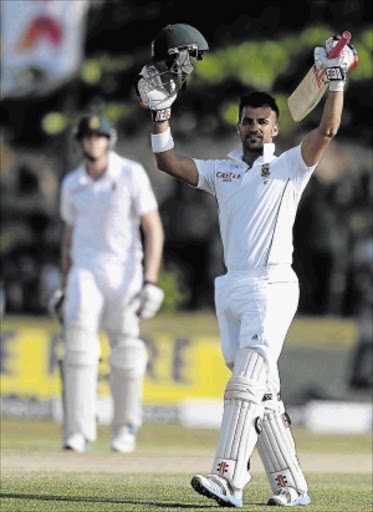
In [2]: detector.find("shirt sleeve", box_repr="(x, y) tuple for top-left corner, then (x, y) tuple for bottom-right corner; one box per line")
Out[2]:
(193, 158), (217, 196)
(60, 177), (76, 225)
(132, 164), (158, 216)
(287, 143), (318, 195)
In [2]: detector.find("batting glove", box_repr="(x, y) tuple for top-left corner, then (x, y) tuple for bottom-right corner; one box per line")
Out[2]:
(135, 65), (178, 122)
(314, 36), (358, 91)
(137, 281), (164, 319)
(48, 288), (65, 325)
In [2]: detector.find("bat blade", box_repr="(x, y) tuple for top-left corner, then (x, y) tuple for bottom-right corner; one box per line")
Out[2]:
(288, 31), (351, 122)
(288, 66), (328, 122)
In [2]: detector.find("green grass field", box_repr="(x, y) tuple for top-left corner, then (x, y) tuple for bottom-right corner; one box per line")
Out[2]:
(1, 418), (372, 512)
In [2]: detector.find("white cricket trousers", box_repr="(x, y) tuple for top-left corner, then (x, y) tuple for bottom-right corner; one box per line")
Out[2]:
(64, 258), (143, 334)
(63, 258), (146, 442)
(214, 265), (299, 393)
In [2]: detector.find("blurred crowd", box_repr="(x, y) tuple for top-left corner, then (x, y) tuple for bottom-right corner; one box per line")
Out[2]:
(1, 127), (372, 392)
(0, 134), (371, 317)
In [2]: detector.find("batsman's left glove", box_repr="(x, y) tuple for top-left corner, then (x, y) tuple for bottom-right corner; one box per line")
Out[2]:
(135, 65), (178, 122)
(137, 281), (164, 319)
(314, 35), (358, 91)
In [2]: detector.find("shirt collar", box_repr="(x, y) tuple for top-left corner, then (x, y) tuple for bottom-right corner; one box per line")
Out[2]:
(78, 151), (120, 183)
(106, 151), (121, 179)
(227, 143), (276, 166)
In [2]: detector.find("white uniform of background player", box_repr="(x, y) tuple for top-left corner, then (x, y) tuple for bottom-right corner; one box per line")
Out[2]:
(136, 33), (356, 508)
(57, 114), (164, 453)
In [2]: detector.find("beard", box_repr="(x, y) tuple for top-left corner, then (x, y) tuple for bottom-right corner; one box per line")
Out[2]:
(244, 135), (264, 154)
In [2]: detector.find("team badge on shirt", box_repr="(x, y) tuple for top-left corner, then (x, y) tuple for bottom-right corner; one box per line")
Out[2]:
(261, 164), (271, 184)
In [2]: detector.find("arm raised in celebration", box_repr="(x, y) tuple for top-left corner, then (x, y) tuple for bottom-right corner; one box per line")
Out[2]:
(152, 120), (199, 186)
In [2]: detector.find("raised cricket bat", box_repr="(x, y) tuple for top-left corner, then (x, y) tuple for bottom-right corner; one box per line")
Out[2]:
(288, 31), (351, 122)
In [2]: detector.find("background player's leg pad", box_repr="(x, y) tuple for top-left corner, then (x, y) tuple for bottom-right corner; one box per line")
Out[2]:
(256, 398), (308, 494)
(63, 324), (100, 443)
(212, 348), (267, 490)
(108, 335), (148, 431)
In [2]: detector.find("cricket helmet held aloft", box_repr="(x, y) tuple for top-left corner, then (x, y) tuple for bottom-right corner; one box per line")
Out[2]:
(151, 24), (209, 64)
(150, 24), (208, 92)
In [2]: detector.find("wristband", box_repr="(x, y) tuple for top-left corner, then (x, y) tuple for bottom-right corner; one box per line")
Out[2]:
(329, 80), (345, 92)
(151, 108), (171, 123)
(144, 279), (157, 286)
(151, 127), (174, 153)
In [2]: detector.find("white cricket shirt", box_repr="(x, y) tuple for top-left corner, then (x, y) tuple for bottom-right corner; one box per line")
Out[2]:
(194, 143), (317, 271)
(60, 151), (158, 266)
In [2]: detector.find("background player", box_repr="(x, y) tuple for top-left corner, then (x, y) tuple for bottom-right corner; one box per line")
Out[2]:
(136, 31), (357, 507)
(53, 113), (164, 453)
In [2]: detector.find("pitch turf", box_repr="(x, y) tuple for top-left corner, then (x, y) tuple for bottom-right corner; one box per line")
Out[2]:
(1, 418), (372, 512)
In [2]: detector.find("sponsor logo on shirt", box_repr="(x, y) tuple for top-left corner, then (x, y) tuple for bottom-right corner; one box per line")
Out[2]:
(71, 185), (89, 195)
(216, 171), (241, 182)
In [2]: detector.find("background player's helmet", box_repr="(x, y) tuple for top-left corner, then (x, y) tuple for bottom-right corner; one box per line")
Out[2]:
(75, 114), (117, 146)
(151, 24), (209, 91)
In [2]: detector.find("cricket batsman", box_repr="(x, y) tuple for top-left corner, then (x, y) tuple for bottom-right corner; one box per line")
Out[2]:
(136, 24), (358, 507)
(51, 113), (164, 453)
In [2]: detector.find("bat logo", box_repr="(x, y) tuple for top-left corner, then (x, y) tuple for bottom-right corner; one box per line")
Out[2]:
(312, 65), (327, 89)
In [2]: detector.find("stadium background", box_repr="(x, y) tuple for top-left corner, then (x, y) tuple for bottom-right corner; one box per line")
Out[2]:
(1, 0), (372, 431)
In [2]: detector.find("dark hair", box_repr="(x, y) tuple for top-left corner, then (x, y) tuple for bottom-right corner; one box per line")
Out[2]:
(239, 91), (279, 121)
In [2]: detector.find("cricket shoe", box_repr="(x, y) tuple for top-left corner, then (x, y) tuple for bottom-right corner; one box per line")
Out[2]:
(111, 426), (137, 453)
(267, 487), (311, 506)
(63, 433), (90, 453)
(191, 474), (243, 508)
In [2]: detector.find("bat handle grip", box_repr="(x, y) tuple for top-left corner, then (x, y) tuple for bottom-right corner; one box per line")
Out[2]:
(328, 31), (351, 58)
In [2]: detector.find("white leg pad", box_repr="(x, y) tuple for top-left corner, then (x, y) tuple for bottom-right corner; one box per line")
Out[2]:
(63, 324), (100, 443)
(212, 348), (267, 490)
(256, 394), (308, 494)
(107, 334), (148, 431)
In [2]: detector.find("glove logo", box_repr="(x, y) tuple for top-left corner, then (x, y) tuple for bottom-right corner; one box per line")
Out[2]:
(326, 67), (344, 81)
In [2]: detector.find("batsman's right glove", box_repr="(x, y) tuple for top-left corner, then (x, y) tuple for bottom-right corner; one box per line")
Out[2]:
(137, 281), (164, 319)
(314, 35), (358, 91)
(48, 288), (65, 325)
(135, 65), (178, 122)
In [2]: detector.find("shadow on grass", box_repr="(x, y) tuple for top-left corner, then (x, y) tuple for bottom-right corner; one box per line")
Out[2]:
(0, 492), (211, 509)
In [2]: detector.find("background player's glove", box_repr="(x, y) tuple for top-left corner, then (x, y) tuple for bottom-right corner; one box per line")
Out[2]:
(48, 288), (65, 325)
(137, 281), (164, 319)
(136, 65), (177, 122)
(314, 36), (358, 91)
